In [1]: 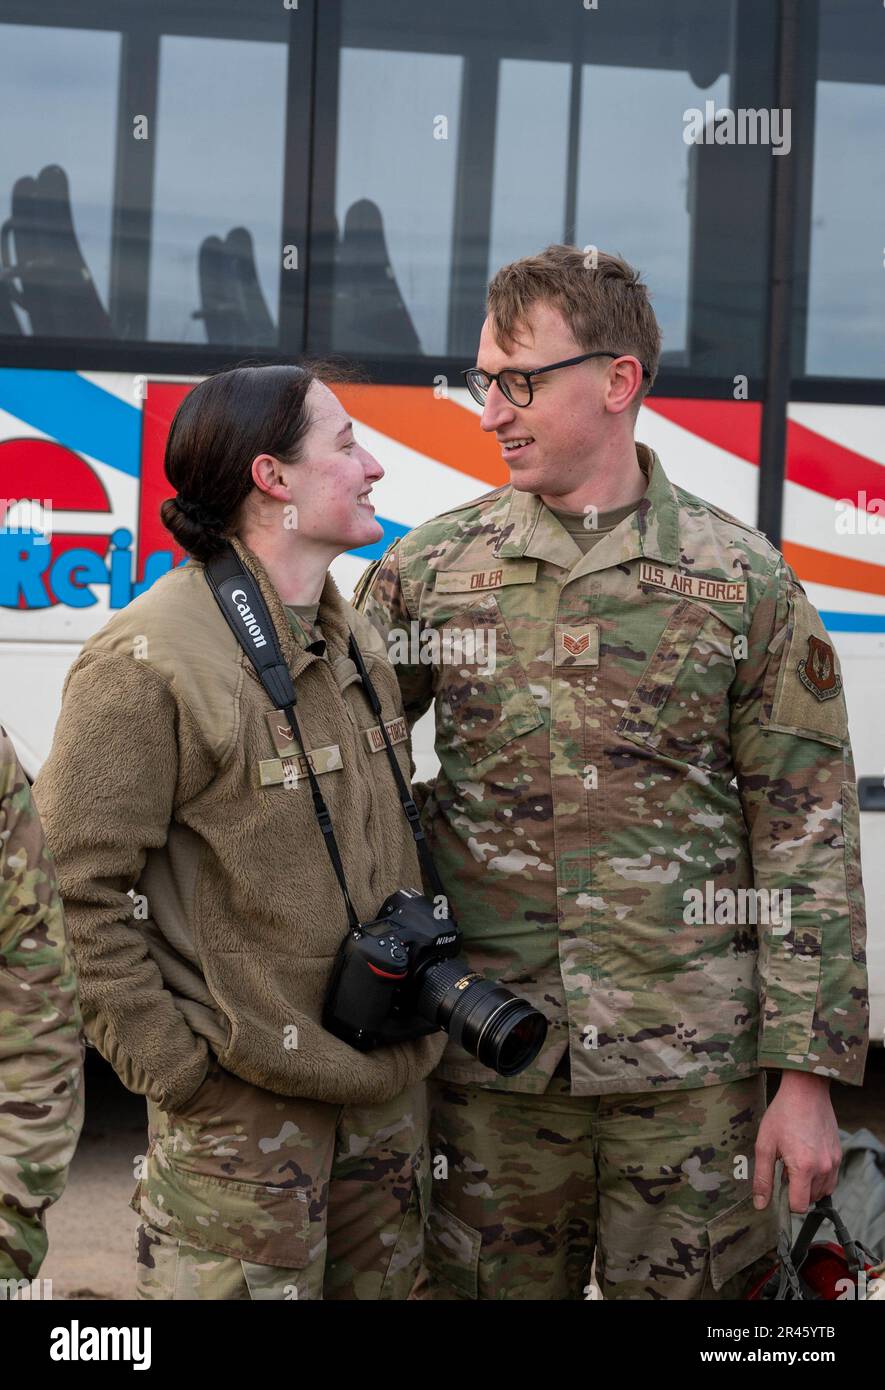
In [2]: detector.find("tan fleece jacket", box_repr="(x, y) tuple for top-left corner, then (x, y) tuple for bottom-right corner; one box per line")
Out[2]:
(33, 538), (447, 1111)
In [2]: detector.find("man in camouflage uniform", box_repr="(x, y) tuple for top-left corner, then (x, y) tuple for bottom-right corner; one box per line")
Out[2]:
(353, 245), (869, 1299)
(0, 725), (84, 1286)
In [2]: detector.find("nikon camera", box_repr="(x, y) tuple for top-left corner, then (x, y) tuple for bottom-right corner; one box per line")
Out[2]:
(322, 889), (547, 1077)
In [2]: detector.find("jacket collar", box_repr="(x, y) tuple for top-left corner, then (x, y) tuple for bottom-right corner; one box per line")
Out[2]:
(493, 442), (681, 582)
(227, 537), (353, 676)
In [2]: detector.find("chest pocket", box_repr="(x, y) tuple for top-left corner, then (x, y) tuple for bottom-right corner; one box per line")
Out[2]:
(434, 592), (543, 766)
(615, 599), (737, 769)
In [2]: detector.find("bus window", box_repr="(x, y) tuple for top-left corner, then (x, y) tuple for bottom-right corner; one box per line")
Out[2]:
(315, 0), (778, 378)
(490, 54), (729, 366)
(488, 60), (571, 283)
(0, 23), (119, 339)
(149, 34), (288, 347)
(574, 63), (729, 368)
(0, 4), (296, 354)
(802, 0), (885, 379)
(332, 45), (462, 357)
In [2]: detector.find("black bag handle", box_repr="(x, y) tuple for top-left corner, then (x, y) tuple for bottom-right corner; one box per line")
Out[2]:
(789, 1196), (865, 1278)
(767, 1194), (875, 1299)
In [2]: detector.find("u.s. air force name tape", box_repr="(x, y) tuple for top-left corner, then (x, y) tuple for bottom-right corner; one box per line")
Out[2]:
(638, 561), (747, 604)
(363, 716), (409, 753)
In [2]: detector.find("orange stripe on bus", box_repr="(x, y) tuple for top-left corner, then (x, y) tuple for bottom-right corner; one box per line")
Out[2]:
(783, 541), (885, 597)
(334, 385), (507, 488)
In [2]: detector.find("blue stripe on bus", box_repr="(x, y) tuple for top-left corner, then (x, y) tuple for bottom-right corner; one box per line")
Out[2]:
(0, 369), (141, 475)
(350, 516), (409, 559)
(821, 610), (885, 633)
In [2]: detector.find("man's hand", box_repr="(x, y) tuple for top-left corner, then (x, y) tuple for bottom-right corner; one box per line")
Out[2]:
(753, 1071), (842, 1213)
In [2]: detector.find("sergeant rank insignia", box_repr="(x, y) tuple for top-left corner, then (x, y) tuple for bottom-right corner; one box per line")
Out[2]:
(797, 635), (843, 701)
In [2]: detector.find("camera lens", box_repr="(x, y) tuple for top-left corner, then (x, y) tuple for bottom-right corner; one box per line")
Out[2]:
(415, 958), (547, 1076)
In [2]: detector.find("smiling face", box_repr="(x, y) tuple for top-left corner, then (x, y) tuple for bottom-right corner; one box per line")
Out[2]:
(476, 299), (642, 503)
(276, 380), (384, 551)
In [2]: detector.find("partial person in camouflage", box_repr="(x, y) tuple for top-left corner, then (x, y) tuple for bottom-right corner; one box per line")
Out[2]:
(0, 724), (84, 1285)
(353, 244), (869, 1299)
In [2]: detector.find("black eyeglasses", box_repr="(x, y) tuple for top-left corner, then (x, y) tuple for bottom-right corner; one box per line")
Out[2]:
(461, 351), (651, 408)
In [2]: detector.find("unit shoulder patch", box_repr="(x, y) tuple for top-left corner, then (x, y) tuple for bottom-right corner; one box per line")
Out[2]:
(797, 634), (843, 702)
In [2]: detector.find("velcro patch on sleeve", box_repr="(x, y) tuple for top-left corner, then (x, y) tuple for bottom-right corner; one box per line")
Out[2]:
(767, 587), (848, 745)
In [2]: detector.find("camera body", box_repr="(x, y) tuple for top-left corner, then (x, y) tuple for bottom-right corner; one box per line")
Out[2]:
(322, 889), (464, 1049)
(323, 888), (548, 1076)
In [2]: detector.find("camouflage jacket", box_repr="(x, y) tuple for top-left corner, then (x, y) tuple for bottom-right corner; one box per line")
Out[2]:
(354, 444), (869, 1095)
(0, 726), (84, 1282)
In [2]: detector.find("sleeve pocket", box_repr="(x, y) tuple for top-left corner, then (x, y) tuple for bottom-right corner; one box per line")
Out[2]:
(759, 920), (823, 1058)
(841, 779), (867, 965)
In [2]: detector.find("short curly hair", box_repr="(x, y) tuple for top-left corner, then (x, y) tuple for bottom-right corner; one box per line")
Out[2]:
(486, 244), (662, 406)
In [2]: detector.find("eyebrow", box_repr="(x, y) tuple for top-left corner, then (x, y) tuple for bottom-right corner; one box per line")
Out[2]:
(475, 364), (533, 374)
(335, 421), (354, 438)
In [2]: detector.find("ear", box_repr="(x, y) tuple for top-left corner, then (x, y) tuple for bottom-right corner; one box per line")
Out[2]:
(606, 357), (645, 417)
(250, 452), (289, 499)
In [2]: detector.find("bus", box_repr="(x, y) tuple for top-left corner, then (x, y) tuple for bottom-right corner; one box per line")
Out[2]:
(1, 0), (883, 1039)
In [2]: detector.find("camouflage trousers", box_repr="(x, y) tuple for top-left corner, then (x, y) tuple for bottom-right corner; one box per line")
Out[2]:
(131, 1064), (429, 1300)
(425, 1070), (787, 1300)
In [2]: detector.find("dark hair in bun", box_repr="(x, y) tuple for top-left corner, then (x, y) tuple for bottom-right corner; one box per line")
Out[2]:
(160, 362), (334, 563)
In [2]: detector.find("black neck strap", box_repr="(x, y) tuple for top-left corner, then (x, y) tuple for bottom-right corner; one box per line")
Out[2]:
(204, 545), (446, 932)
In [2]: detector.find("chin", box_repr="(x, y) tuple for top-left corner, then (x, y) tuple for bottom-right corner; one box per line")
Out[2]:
(508, 469), (547, 495)
(351, 516), (384, 548)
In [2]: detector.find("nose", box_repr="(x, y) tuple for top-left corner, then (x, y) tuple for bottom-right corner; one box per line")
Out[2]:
(362, 447), (384, 482)
(480, 379), (516, 433)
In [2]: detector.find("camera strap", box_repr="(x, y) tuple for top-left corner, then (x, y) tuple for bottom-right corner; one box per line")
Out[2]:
(346, 632), (446, 902)
(204, 545), (446, 930)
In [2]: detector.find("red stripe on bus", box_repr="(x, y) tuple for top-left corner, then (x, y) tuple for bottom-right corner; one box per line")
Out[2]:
(644, 399), (762, 465)
(139, 381), (192, 580)
(786, 419), (885, 506)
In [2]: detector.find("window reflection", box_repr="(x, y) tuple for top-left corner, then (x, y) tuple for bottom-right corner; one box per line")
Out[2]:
(149, 35), (287, 346)
(805, 73), (885, 375)
(0, 24), (119, 339)
(332, 46), (463, 357)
